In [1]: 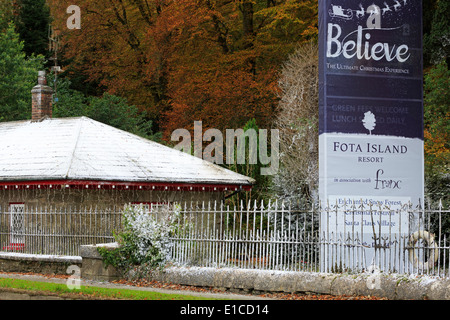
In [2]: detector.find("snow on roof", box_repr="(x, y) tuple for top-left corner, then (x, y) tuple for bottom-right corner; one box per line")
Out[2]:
(0, 117), (254, 187)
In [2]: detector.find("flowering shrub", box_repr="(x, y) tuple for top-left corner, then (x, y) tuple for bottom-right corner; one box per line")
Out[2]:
(98, 204), (181, 278)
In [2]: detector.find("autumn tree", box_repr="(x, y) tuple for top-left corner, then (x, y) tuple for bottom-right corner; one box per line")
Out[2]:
(46, 0), (318, 137)
(162, 0), (318, 136)
(46, 0), (167, 119)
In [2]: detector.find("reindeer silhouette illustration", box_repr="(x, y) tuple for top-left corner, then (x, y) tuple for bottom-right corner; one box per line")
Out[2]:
(356, 4), (365, 18)
(393, 0), (401, 11)
(382, 2), (392, 15)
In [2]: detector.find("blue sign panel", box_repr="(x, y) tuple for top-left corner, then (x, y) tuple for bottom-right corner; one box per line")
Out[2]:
(319, 0), (423, 139)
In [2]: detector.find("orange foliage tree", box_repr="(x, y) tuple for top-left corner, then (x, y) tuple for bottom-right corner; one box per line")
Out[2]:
(46, 0), (317, 137)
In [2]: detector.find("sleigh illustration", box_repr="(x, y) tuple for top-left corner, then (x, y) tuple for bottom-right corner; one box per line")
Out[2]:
(329, 5), (353, 20)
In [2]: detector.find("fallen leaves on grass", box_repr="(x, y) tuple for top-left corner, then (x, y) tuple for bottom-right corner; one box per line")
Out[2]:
(258, 292), (388, 300)
(110, 278), (389, 300)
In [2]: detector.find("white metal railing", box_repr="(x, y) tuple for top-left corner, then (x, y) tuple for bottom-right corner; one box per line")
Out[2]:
(168, 200), (450, 277)
(0, 201), (448, 277)
(0, 206), (121, 256)
(169, 201), (319, 272)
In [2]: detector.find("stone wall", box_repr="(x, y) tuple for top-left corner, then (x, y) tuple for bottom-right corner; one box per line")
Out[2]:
(148, 267), (450, 300)
(0, 253), (81, 274)
(79, 243), (121, 282)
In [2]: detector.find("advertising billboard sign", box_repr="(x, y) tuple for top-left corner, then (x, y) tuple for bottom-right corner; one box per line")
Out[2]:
(318, 0), (424, 270)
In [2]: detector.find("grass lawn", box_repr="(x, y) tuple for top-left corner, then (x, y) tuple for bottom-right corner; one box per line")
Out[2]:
(0, 278), (216, 300)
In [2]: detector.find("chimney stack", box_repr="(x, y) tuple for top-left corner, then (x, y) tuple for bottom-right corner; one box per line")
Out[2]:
(31, 71), (53, 121)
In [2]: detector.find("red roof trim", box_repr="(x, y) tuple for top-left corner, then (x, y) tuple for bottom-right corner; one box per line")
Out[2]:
(0, 179), (252, 192)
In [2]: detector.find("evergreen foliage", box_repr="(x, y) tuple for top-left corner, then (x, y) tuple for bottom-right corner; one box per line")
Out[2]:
(0, 21), (44, 121)
(15, 0), (51, 58)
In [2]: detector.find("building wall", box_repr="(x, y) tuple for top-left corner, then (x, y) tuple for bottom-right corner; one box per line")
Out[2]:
(0, 187), (225, 211)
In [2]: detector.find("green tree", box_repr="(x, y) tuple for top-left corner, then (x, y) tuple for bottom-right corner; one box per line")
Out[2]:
(424, 0), (450, 66)
(226, 118), (272, 205)
(50, 76), (88, 118)
(15, 0), (51, 58)
(50, 76), (161, 141)
(423, 61), (450, 205)
(0, 22), (44, 122)
(87, 93), (161, 141)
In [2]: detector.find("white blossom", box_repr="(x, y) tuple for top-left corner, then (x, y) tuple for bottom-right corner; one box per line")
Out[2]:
(122, 204), (181, 267)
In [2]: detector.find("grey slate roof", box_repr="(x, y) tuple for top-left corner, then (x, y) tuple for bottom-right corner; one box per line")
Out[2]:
(0, 117), (254, 186)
